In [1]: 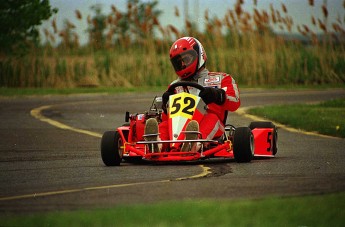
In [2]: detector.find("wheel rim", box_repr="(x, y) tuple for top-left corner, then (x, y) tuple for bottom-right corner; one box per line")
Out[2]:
(250, 132), (254, 156)
(118, 138), (124, 158)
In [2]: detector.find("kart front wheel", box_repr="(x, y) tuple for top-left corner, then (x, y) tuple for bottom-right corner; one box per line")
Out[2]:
(233, 127), (254, 163)
(101, 131), (123, 166)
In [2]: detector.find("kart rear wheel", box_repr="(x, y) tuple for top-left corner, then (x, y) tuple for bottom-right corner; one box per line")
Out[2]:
(101, 131), (123, 166)
(233, 127), (254, 163)
(249, 121), (275, 129)
(249, 121), (278, 155)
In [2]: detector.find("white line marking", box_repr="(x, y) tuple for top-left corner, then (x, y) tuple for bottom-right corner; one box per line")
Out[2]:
(30, 105), (102, 138)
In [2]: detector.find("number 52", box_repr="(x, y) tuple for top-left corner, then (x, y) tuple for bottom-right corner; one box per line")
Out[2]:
(170, 94), (197, 118)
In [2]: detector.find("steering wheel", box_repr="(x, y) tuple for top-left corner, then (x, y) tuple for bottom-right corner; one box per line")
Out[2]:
(167, 81), (205, 93)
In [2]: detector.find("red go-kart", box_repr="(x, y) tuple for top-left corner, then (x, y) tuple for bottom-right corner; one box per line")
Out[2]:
(101, 82), (278, 166)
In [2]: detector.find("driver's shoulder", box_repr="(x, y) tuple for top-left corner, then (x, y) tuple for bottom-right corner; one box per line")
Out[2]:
(202, 71), (229, 85)
(207, 71), (230, 78)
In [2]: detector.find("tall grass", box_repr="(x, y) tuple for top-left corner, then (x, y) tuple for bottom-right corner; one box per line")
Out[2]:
(0, 0), (344, 88)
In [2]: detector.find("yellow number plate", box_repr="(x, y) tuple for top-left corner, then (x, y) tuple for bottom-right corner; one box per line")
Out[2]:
(169, 93), (199, 119)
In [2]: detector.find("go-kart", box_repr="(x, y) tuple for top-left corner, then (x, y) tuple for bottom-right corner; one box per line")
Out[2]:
(101, 82), (278, 166)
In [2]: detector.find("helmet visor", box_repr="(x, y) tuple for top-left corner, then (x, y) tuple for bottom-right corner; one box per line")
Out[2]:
(171, 50), (198, 72)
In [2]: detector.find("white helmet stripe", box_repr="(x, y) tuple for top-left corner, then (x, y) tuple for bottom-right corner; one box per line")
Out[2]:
(194, 38), (206, 69)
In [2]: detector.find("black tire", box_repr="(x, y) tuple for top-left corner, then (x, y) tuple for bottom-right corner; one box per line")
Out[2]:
(249, 121), (275, 130)
(249, 121), (278, 155)
(101, 131), (123, 166)
(233, 127), (254, 163)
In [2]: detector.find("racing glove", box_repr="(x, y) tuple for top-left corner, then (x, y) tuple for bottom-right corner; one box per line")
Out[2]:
(162, 91), (174, 114)
(199, 87), (226, 105)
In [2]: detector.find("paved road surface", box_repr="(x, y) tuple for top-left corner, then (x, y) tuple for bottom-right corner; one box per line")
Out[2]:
(0, 89), (344, 213)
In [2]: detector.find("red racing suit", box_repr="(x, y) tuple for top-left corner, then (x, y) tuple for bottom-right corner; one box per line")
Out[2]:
(159, 68), (240, 141)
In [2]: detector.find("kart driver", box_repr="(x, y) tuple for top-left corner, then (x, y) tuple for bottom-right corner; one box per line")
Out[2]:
(145, 36), (240, 152)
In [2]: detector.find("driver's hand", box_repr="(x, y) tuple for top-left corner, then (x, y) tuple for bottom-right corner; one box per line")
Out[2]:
(199, 87), (226, 105)
(162, 91), (174, 114)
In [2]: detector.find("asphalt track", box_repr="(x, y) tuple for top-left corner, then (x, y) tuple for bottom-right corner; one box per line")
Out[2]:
(0, 88), (345, 213)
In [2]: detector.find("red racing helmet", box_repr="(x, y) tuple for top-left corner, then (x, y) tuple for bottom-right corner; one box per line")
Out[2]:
(169, 37), (207, 79)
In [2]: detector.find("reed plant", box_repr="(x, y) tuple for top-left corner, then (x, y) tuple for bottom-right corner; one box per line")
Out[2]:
(0, 0), (344, 88)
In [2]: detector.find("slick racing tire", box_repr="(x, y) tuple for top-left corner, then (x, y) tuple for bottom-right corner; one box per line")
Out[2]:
(249, 121), (278, 155)
(101, 131), (123, 166)
(233, 127), (254, 163)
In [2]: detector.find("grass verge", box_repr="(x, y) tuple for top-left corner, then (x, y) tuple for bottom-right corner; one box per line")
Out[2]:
(1, 85), (343, 97)
(248, 98), (345, 138)
(0, 86), (166, 96)
(2, 192), (344, 226)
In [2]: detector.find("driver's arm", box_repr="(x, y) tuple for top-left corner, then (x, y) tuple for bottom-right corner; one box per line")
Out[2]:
(221, 75), (240, 112)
